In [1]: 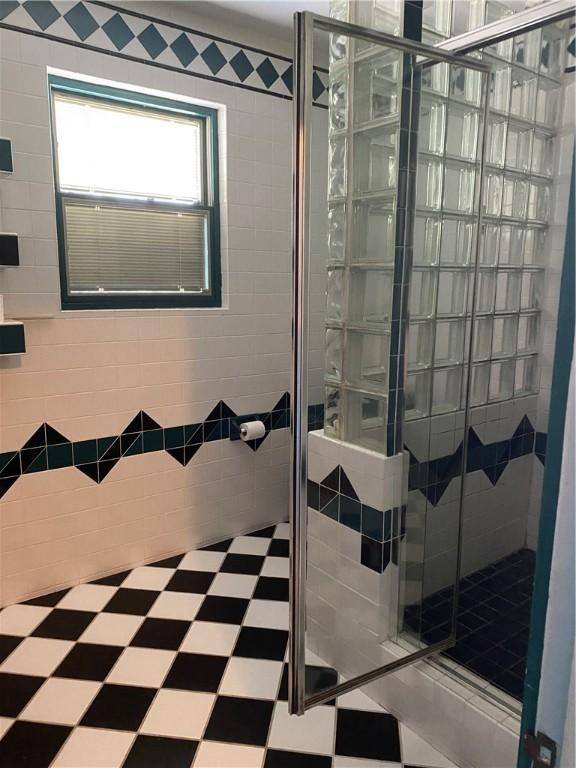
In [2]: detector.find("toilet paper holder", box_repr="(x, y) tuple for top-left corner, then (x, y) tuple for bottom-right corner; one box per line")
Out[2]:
(230, 414), (268, 442)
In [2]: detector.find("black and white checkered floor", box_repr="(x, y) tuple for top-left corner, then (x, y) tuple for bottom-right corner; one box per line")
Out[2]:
(0, 523), (457, 768)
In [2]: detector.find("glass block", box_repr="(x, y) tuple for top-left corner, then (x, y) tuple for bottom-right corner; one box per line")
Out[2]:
(349, 267), (393, 326)
(416, 159), (443, 210)
(407, 320), (433, 370)
(432, 366), (463, 414)
(437, 270), (468, 317)
(531, 132), (554, 176)
(505, 125), (532, 172)
(434, 320), (466, 367)
(510, 68), (537, 121)
(409, 269), (437, 319)
(502, 176), (528, 219)
(354, 126), (397, 194)
(472, 317), (493, 361)
(489, 62), (511, 113)
(483, 172), (503, 216)
(324, 385), (341, 437)
(440, 218), (473, 266)
(419, 98), (446, 155)
(446, 104), (479, 161)
(499, 225), (524, 266)
(354, 51), (401, 124)
(492, 315), (518, 358)
(328, 135), (347, 199)
(450, 65), (482, 106)
(474, 269), (496, 314)
(540, 22), (567, 78)
(421, 61), (449, 97)
(443, 162), (475, 214)
(329, 34), (348, 64)
(345, 329), (390, 392)
(517, 313), (540, 354)
(515, 355), (539, 395)
(422, 0), (451, 36)
(486, 116), (507, 166)
(520, 270), (544, 310)
(523, 227), (546, 266)
(535, 76), (561, 127)
(328, 203), (346, 263)
(470, 362), (490, 406)
(325, 327), (343, 381)
(495, 270), (521, 312)
(527, 181), (551, 221)
(344, 388), (387, 451)
(352, 201), (395, 264)
(326, 267), (344, 321)
(413, 215), (441, 266)
(405, 370), (431, 420)
(484, 4), (513, 59)
(329, 71), (348, 131)
(480, 224), (499, 266)
(355, 0), (402, 37)
(513, 29), (541, 70)
(489, 359), (514, 401)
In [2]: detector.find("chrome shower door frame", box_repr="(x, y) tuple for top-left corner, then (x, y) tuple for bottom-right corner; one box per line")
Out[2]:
(289, 10), (491, 715)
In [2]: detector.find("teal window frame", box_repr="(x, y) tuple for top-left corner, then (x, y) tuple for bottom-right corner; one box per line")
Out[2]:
(48, 75), (222, 310)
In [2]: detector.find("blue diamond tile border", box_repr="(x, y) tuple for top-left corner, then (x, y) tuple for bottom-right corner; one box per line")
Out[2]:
(0, 1), (328, 106)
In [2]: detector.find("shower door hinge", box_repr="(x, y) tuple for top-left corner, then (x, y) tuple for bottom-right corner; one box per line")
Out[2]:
(524, 731), (557, 768)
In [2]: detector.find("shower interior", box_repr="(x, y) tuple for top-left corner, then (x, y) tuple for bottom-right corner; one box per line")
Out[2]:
(299, 2), (573, 717)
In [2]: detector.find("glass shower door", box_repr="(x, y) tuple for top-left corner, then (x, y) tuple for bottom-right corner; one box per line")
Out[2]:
(289, 11), (490, 713)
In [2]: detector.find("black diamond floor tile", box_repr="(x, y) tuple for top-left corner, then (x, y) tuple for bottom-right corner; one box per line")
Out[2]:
(54, 643), (123, 681)
(204, 695), (274, 746)
(233, 626), (288, 661)
(335, 708), (401, 762)
(123, 734), (198, 767)
(130, 617), (190, 651)
(165, 570), (215, 594)
(268, 539), (289, 558)
(80, 683), (155, 731)
(0, 721), (71, 768)
(220, 553), (264, 575)
(253, 576), (289, 602)
(91, 570), (130, 587)
(195, 596), (249, 625)
(248, 526), (276, 538)
(103, 588), (160, 615)
(200, 539), (232, 552)
(148, 554), (185, 569)
(23, 589), (70, 607)
(264, 749), (332, 768)
(0, 635), (22, 664)
(31, 609), (96, 640)
(164, 652), (227, 692)
(0, 672), (44, 717)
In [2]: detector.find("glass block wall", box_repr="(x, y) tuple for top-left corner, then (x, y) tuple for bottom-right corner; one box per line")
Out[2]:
(324, 0), (405, 453)
(325, 0), (569, 450)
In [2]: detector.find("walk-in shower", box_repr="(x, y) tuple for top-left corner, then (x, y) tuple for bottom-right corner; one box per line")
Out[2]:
(288, 0), (574, 736)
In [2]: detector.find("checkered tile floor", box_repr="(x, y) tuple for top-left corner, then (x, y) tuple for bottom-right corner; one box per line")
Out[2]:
(0, 524), (457, 768)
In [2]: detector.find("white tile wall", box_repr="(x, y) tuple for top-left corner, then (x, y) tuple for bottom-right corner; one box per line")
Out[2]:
(0, 8), (328, 605)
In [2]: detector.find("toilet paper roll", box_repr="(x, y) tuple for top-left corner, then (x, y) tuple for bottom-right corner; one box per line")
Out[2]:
(239, 420), (266, 441)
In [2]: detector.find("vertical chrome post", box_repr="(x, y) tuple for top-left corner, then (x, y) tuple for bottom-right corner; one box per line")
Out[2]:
(288, 10), (313, 716)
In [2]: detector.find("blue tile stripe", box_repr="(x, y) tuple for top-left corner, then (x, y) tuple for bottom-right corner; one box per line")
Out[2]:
(407, 414), (548, 506)
(0, 0), (328, 105)
(0, 393), (292, 499)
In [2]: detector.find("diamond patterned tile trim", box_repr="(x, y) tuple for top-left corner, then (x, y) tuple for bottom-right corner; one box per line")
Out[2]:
(0, 394), (292, 499)
(101, 12), (135, 50)
(308, 466), (404, 574)
(0, 1), (328, 105)
(406, 416), (543, 506)
(63, 2), (98, 41)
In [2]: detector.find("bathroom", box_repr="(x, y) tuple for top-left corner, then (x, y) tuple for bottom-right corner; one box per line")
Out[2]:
(0, 0), (574, 766)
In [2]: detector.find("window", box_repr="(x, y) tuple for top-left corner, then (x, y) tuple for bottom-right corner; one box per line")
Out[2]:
(49, 76), (221, 309)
